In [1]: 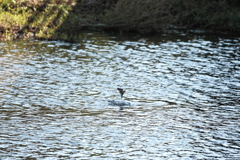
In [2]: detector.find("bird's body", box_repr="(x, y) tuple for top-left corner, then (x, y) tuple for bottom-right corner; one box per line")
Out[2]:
(108, 100), (131, 106)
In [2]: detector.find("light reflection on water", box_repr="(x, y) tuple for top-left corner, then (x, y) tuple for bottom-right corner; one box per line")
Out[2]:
(0, 32), (240, 159)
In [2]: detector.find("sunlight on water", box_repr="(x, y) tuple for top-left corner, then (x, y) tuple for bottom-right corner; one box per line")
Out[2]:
(0, 32), (240, 159)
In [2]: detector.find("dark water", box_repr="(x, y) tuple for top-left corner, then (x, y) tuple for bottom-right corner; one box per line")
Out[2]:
(0, 32), (240, 159)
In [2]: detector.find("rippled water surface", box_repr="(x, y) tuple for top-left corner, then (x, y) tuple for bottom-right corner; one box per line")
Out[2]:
(0, 32), (240, 159)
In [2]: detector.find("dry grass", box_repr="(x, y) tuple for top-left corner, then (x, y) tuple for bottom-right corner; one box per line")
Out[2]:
(103, 0), (176, 32)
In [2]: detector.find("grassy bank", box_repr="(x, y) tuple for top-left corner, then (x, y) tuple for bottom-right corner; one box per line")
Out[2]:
(0, 0), (239, 41)
(0, 0), (114, 41)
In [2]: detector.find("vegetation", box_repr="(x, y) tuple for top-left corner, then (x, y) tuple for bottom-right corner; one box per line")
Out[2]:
(0, 0), (239, 41)
(103, 0), (240, 33)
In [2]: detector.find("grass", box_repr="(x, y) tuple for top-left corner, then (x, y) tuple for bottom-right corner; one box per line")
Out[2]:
(0, 0), (239, 41)
(0, 12), (27, 28)
(102, 0), (175, 32)
(0, 0), (78, 40)
(103, 0), (240, 33)
(0, 12), (27, 40)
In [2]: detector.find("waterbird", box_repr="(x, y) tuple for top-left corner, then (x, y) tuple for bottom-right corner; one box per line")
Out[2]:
(108, 88), (131, 110)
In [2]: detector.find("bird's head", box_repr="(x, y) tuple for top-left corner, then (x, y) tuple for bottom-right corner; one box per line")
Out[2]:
(117, 88), (125, 98)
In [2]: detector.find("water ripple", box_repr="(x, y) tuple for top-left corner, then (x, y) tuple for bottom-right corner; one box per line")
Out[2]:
(0, 33), (240, 159)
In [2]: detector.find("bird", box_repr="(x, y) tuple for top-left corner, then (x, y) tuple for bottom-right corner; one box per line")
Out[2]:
(117, 88), (125, 98)
(108, 88), (131, 110)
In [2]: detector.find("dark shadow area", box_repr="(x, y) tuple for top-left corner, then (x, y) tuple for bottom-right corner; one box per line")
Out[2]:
(52, 0), (117, 42)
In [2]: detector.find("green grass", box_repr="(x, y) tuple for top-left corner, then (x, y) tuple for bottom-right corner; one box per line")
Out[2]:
(0, 12), (28, 40)
(0, 0), (76, 40)
(0, 12), (27, 28)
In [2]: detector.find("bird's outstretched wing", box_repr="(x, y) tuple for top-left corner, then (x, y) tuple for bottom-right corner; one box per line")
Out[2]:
(117, 88), (125, 97)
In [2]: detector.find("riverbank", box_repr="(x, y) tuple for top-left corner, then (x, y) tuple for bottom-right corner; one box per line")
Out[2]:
(0, 0), (239, 41)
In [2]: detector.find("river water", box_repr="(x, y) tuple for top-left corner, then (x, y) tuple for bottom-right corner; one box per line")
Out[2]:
(0, 31), (240, 159)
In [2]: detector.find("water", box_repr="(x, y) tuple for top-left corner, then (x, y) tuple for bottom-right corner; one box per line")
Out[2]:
(0, 32), (240, 159)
